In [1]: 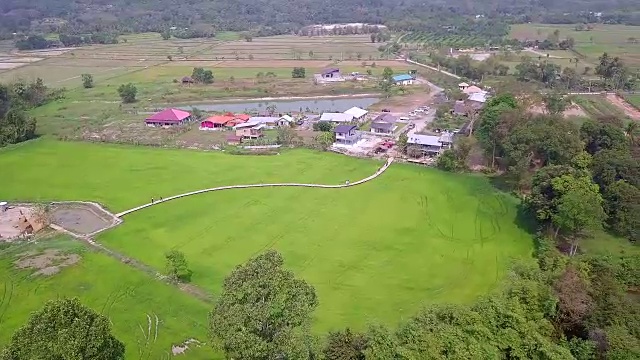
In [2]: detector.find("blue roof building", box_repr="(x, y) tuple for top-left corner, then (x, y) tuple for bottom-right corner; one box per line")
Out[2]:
(391, 74), (415, 83)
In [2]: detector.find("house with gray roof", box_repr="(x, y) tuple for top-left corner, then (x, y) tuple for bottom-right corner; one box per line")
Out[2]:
(334, 124), (360, 145)
(371, 113), (398, 134)
(407, 134), (449, 154)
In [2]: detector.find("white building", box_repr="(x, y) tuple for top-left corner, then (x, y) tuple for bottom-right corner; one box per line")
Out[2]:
(320, 113), (355, 123)
(343, 107), (368, 122)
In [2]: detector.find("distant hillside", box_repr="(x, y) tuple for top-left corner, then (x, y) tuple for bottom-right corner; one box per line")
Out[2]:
(1, 0), (639, 39)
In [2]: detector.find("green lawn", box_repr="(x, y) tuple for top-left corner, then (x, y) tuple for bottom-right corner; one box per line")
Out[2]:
(0, 139), (534, 334)
(624, 94), (640, 108)
(0, 236), (218, 359)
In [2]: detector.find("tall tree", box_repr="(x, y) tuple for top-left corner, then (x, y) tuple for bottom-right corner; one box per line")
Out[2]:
(475, 93), (519, 168)
(209, 250), (318, 360)
(0, 298), (125, 360)
(551, 175), (606, 254)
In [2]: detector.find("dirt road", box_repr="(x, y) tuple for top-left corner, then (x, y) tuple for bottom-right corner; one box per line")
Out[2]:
(605, 94), (640, 121)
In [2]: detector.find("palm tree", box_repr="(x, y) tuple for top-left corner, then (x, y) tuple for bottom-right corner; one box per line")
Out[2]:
(625, 121), (638, 145)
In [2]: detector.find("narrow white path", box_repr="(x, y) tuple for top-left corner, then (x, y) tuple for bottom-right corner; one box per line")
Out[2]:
(115, 157), (394, 217)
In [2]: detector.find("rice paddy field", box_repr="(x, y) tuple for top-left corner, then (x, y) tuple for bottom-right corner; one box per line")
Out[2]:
(510, 24), (640, 69)
(0, 139), (535, 356)
(0, 34), (389, 87)
(0, 33), (418, 146)
(0, 236), (217, 359)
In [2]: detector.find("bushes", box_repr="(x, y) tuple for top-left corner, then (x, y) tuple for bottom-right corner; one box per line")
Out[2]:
(164, 250), (192, 282)
(312, 121), (333, 132)
(117, 83), (137, 103)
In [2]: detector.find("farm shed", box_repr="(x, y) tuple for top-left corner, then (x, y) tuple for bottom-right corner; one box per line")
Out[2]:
(408, 134), (449, 154)
(277, 115), (295, 127)
(235, 123), (265, 139)
(344, 107), (368, 121)
(320, 68), (341, 78)
(392, 74), (415, 85)
(320, 113), (354, 123)
(145, 108), (192, 127)
(226, 135), (243, 145)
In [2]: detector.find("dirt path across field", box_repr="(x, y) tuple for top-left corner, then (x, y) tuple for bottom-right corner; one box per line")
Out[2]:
(605, 94), (640, 120)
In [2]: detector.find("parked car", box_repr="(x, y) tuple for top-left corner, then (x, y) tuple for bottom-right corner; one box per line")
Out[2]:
(381, 108), (391, 112)
(453, 128), (461, 133)
(408, 123), (416, 129)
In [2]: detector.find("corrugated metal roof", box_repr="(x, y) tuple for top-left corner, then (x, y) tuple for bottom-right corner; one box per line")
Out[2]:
(392, 74), (414, 82)
(320, 113), (354, 122)
(408, 134), (441, 146)
(344, 107), (368, 118)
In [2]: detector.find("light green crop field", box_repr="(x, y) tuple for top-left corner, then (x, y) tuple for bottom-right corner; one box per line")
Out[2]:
(0, 236), (218, 359)
(0, 139), (535, 336)
(510, 24), (640, 68)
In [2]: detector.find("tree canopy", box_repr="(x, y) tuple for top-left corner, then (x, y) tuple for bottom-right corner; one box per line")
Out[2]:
(209, 250), (318, 359)
(0, 298), (125, 360)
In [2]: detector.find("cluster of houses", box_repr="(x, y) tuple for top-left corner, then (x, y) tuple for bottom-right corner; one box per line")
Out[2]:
(452, 82), (490, 116)
(144, 108), (296, 143)
(314, 67), (418, 86)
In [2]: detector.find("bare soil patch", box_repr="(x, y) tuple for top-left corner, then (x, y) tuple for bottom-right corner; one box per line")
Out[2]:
(14, 249), (81, 276)
(529, 102), (587, 118)
(0, 205), (46, 241)
(0, 62), (27, 70)
(605, 94), (640, 120)
(171, 338), (204, 356)
(50, 202), (120, 236)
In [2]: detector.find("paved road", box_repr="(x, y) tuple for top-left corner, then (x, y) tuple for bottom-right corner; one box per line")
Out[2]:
(402, 58), (461, 80)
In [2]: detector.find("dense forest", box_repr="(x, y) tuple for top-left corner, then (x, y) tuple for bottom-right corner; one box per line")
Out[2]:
(1, 0), (639, 40)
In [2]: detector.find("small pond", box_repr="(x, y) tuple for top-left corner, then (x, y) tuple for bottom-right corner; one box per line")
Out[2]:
(179, 97), (380, 113)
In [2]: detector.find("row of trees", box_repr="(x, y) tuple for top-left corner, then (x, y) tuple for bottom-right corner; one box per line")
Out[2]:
(6, 236), (637, 359)
(514, 53), (637, 91)
(427, 52), (510, 81)
(15, 33), (118, 50)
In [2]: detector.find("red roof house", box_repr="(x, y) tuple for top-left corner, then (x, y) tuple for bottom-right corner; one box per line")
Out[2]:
(200, 113), (250, 130)
(145, 108), (192, 127)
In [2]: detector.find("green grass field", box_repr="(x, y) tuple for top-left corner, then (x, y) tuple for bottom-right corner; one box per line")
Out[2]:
(0, 236), (217, 359)
(511, 24), (640, 69)
(0, 139), (535, 336)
